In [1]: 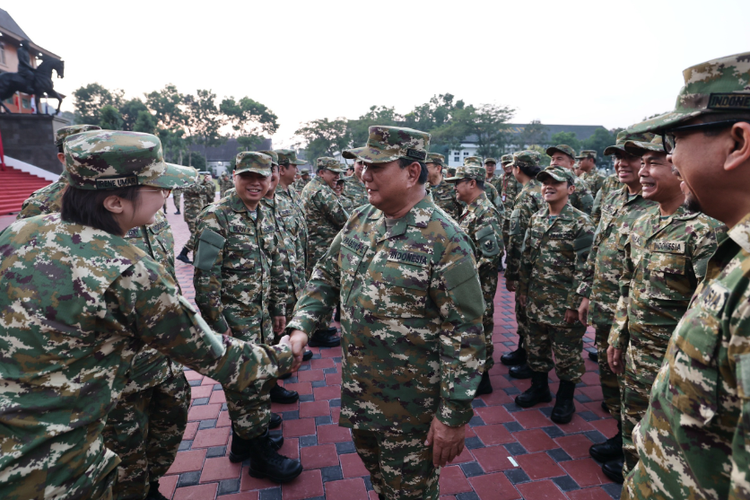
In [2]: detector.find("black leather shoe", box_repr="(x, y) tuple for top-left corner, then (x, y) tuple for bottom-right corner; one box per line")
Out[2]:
(269, 413), (282, 429)
(515, 371), (552, 408)
(302, 349), (313, 361)
(602, 457), (624, 484)
(176, 247), (192, 264)
(550, 380), (576, 424)
(147, 483), (170, 500)
(475, 371), (493, 396)
(509, 363), (533, 379)
(308, 327), (341, 347)
(246, 430), (303, 483)
(270, 384), (299, 404)
(500, 347), (527, 366)
(589, 424), (623, 462)
(588, 351), (598, 362)
(174, 210), (181, 215)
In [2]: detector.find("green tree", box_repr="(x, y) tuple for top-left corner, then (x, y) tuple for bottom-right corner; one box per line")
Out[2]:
(434, 103), (515, 158)
(549, 131), (581, 152)
(514, 120), (549, 148)
(98, 105), (124, 130)
(73, 83), (124, 124)
(189, 151), (207, 171)
(120, 98), (149, 131)
(347, 105), (402, 147)
(403, 93), (462, 133)
(528, 145), (551, 167)
(581, 128), (616, 163)
(133, 110), (157, 134)
(220, 96), (279, 139)
(182, 89), (226, 166)
(295, 118), (350, 161)
(237, 136), (262, 152)
(145, 84), (187, 132)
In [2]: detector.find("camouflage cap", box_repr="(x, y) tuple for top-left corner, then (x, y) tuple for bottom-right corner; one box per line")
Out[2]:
(260, 150), (279, 166)
(353, 126), (430, 164)
(511, 150), (542, 169)
(275, 149), (307, 166)
(342, 148), (362, 160)
(575, 150), (597, 160)
(63, 131), (196, 190)
(235, 152), (272, 177)
(316, 157), (346, 173)
(425, 152), (446, 166)
(624, 135), (665, 155)
(545, 144), (576, 159)
(500, 154), (514, 164)
(55, 124), (101, 148)
(445, 157), (487, 183)
(629, 51), (750, 134)
(484, 157), (497, 165)
(603, 130), (655, 156)
(537, 166), (571, 184)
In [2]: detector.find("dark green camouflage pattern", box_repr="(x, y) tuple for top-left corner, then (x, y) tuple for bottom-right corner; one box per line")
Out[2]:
(17, 178), (67, 220)
(300, 175), (350, 278)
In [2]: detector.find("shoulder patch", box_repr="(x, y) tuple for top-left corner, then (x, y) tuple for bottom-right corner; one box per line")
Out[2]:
(698, 281), (729, 314)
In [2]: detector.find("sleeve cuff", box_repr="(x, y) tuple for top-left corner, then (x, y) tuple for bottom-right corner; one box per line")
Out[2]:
(436, 399), (474, 428)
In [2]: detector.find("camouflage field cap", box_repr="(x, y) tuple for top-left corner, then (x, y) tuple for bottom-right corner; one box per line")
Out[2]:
(445, 157), (487, 183)
(425, 152), (446, 166)
(64, 130), (196, 190)
(546, 144), (576, 159)
(342, 148), (362, 160)
(575, 150), (597, 160)
(603, 130), (655, 155)
(537, 166), (571, 184)
(316, 157), (346, 173)
(260, 150), (279, 166)
(629, 51), (750, 134)
(624, 135), (665, 155)
(234, 152), (272, 177)
(275, 149), (307, 166)
(511, 150), (542, 169)
(55, 124), (101, 147)
(354, 126), (431, 164)
(484, 157), (497, 165)
(500, 154), (514, 164)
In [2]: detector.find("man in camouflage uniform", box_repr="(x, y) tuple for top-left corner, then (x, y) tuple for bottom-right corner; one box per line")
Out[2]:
(425, 152), (462, 220)
(446, 159), (503, 396)
(219, 170), (233, 198)
(499, 153), (520, 253)
(341, 152), (369, 209)
(293, 165), (311, 192)
(300, 157), (349, 347)
(192, 151), (302, 483)
(575, 131), (657, 467)
(0, 131), (297, 500)
(287, 126), (486, 500)
(502, 151), (544, 378)
(484, 157), (503, 193)
(575, 150), (607, 197)
(202, 172), (216, 205)
(589, 173), (622, 227)
(18, 124), (101, 219)
(601, 134), (723, 483)
(172, 188), (182, 214)
(618, 52), (750, 499)
(176, 171), (213, 263)
(516, 166), (594, 424)
(546, 144), (594, 214)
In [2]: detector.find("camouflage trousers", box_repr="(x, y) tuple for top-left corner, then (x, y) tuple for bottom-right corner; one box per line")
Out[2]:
(183, 206), (202, 252)
(515, 295), (530, 351)
(594, 323), (621, 419)
(481, 270), (499, 373)
(621, 324), (671, 477)
(173, 191), (181, 210)
(352, 428), (439, 500)
(102, 371), (190, 500)
(501, 218), (510, 255)
(527, 320), (586, 383)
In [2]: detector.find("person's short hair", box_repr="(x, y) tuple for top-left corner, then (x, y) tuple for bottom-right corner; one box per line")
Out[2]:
(61, 185), (141, 235)
(475, 180), (485, 191)
(398, 158), (428, 185)
(517, 164), (542, 178)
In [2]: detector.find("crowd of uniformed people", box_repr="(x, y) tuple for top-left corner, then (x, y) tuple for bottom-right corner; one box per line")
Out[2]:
(1, 50), (749, 500)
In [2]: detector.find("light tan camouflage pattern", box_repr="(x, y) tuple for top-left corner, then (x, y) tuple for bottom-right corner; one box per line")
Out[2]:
(351, 126), (430, 164)
(183, 175), (215, 252)
(425, 152), (446, 166)
(235, 152), (272, 176)
(342, 175), (369, 210)
(428, 180), (462, 221)
(579, 169), (608, 198)
(17, 178), (67, 220)
(274, 185), (309, 320)
(316, 157), (346, 173)
(275, 149), (307, 166)
(54, 124), (101, 148)
(219, 171), (234, 198)
(546, 144), (577, 159)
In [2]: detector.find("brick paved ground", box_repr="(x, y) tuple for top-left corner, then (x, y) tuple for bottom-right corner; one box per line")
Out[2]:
(1, 197), (623, 500)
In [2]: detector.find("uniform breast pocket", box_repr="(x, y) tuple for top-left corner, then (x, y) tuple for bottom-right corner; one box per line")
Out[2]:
(223, 232), (258, 272)
(371, 260), (430, 319)
(645, 253), (690, 300)
(340, 246), (366, 306)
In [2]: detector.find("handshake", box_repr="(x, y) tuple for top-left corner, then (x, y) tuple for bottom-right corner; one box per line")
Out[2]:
(277, 330), (310, 372)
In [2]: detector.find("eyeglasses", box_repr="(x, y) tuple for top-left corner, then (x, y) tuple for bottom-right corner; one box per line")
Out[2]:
(662, 120), (748, 154)
(141, 187), (171, 197)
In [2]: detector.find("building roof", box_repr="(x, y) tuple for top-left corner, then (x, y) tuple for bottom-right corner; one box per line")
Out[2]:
(461, 123), (607, 144)
(189, 137), (273, 162)
(0, 8), (61, 59)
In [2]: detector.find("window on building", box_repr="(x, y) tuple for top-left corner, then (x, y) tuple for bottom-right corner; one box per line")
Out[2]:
(0, 44), (6, 66)
(21, 97), (31, 109)
(454, 156), (460, 162)
(463, 151), (470, 156)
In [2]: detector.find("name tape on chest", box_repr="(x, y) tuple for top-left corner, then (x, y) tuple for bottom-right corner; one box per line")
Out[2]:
(652, 241), (686, 254)
(230, 224), (255, 235)
(149, 220), (168, 234)
(342, 236), (367, 255)
(387, 249), (429, 266)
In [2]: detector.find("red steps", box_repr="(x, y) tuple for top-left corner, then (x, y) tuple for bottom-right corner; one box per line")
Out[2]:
(0, 166), (53, 215)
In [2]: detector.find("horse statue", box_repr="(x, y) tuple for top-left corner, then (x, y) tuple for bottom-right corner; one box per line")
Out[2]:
(0, 41), (65, 115)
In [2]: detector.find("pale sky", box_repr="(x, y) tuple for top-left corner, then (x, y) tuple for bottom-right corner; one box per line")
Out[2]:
(10, 0), (750, 148)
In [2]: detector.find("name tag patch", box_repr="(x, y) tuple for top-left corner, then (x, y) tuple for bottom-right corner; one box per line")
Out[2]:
(652, 241), (685, 254)
(387, 249), (429, 266)
(230, 225), (254, 235)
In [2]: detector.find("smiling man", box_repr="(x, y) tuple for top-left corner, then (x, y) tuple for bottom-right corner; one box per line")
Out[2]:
(546, 144), (594, 214)
(286, 126), (486, 500)
(619, 51), (750, 500)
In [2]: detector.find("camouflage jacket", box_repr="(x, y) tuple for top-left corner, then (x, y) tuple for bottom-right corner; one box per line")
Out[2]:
(17, 177), (66, 219)
(342, 176), (369, 210)
(609, 205), (723, 349)
(275, 186), (308, 300)
(293, 177), (310, 192)
(576, 186), (656, 327)
(219, 175), (234, 198)
(182, 178), (211, 219)
(288, 196), (486, 434)
(301, 176), (349, 273)
(458, 192), (504, 275)
(590, 174), (622, 227)
(622, 213), (750, 500)
(519, 203), (594, 326)
(580, 169), (608, 198)
(500, 172), (520, 213)
(569, 176), (594, 214)
(484, 182), (504, 215)
(192, 193), (287, 339)
(203, 177), (217, 206)
(0, 214), (293, 500)
(505, 179), (544, 282)
(262, 195), (306, 302)
(428, 179), (461, 221)
(488, 174), (504, 196)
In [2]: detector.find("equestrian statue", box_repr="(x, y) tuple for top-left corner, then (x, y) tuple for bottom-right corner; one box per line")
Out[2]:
(0, 39), (65, 114)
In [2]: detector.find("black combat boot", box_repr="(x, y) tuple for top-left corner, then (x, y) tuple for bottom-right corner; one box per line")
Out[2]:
(509, 363), (533, 379)
(146, 483), (170, 500)
(602, 456), (625, 484)
(588, 350), (598, 362)
(475, 371), (493, 396)
(308, 327), (341, 347)
(270, 384), (299, 404)
(246, 430), (303, 483)
(501, 347), (527, 366)
(589, 420), (623, 462)
(174, 208), (181, 215)
(515, 371), (552, 408)
(550, 380), (577, 424)
(269, 412), (283, 430)
(176, 246), (191, 264)
(302, 349), (313, 361)
(230, 427), (285, 464)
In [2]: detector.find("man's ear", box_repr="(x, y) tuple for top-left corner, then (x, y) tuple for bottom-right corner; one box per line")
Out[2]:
(406, 161), (422, 187)
(725, 122), (750, 172)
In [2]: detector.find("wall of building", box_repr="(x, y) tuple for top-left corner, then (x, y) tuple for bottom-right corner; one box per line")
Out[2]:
(0, 114), (67, 174)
